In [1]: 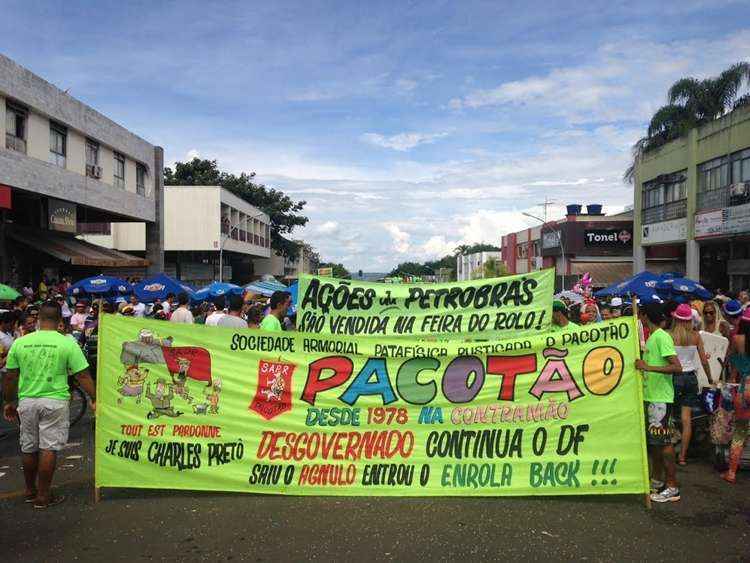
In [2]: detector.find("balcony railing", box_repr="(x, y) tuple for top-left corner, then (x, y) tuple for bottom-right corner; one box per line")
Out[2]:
(642, 199), (687, 225)
(6, 134), (26, 154)
(698, 184), (750, 210)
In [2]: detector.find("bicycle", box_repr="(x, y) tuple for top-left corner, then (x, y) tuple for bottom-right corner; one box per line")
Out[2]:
(68, 375), (88, 427)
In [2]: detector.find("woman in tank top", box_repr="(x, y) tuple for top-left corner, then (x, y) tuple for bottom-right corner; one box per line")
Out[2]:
(669, 304), (712, 466)
(724, 309), (750, 483)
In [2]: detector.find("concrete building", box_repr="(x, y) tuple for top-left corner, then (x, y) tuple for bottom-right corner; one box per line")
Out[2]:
(0, 53), (163, 283)
(633, 105), (750, 290)
(456, 251), (501, 281)
(501, 205), (633, 290)
(253, 240), (313, 281)
(82, 186), (271, 286)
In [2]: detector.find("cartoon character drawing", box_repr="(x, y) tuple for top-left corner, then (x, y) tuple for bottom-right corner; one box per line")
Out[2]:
(262, 371), (285, 402)
(170, 357), (193, 403)
(192, 378), (221, 415)
(117, 365), (149, 404)
(145, 378), (183, 419)
(648, 403), (667, 430)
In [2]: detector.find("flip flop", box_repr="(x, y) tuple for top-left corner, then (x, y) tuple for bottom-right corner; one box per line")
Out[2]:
(33, 495), (66, 509)
(720, 472), (736, 485)
(677, 460), (687, 466)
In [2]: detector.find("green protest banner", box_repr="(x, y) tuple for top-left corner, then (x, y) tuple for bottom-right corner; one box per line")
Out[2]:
(296, 269), (555, 338)
(95, 315), (648, 497)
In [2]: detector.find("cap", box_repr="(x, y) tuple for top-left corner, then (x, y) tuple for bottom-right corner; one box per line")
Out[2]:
(553, 300), (567, 312)
(724, 299), (742, 317)
(610, 297), (623, 307)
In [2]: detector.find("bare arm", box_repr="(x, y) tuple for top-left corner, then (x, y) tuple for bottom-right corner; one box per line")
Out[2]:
(636, 355), (682, 374)
(695, 333), (713, 384)
(74, 368), (96, 411)
(2, 368), (19, 422)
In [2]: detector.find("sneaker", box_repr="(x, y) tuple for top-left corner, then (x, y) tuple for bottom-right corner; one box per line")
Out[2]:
(651, 487), (680, 503)
(650, 479), (665, 493)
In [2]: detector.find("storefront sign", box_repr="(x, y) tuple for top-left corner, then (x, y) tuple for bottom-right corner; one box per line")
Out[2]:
(695, 203), (750, 239)
(584, 229), (632, 247)
(640, 218), (686, 245)
(96, 315), (648, 497)
(542, 231), (559, 249)
(48, 198), (77, 233)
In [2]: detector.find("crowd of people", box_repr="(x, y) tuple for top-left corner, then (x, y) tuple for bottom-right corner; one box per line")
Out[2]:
(552, 289), (750, 502)
(2, 274), (750, 508)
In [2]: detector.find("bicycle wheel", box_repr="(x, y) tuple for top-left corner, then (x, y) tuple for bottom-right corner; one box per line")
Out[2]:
(69, 386), (87, 427)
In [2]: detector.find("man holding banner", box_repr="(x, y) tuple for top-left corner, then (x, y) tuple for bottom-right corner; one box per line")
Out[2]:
(635, 303), (683, 503)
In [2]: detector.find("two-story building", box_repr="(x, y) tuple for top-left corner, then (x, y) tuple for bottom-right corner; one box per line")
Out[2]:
(0, 54), (163, 284)
(81, 186), (272, 287)
(501, 205), (633, 290)
(633, 105), (750, 290)
(456, 251), (501, 281)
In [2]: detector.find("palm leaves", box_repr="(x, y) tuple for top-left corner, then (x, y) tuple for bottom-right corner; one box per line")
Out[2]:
(624, 62), (750, 183)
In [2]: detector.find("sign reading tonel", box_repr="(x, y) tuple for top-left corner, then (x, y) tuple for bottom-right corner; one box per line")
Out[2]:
(584, 229), (633, 247)
(48, 198), (77, 233)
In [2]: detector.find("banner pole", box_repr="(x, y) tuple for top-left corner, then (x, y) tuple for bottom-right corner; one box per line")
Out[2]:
(93, 301), (103, 504)
(631, 295), (652, 510)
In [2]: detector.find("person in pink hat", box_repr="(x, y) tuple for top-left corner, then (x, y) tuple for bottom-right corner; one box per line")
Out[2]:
(669, 303), (712, 467)
(724, 308), (750, 484)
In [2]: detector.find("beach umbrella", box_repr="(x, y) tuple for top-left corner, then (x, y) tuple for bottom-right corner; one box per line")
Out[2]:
(594, 271), (661, 301)
(0, 284), (20, 301)
(656, 276), (712, 301)
(191, 282), (243, 303)
(68, 275), (132, 297)
(134, 273), (194, 303)
(244, 279), (288, 297)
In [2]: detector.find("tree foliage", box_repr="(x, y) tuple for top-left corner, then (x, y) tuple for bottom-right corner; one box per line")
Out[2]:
(164, 158), (308, 258)
(625, 62), (750, 183)
(453, 242), (501, 255)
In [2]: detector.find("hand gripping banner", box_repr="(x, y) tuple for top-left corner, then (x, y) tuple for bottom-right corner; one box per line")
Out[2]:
(296, 270), (554, 339)
(95, 315), (649, 497)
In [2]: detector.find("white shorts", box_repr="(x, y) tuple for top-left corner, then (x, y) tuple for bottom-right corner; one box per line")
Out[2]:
(17, 398), (70, 453)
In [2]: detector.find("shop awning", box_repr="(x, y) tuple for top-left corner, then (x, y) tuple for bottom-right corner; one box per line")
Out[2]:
(570, 261), (633, 287)
(8, 229), (149, 268)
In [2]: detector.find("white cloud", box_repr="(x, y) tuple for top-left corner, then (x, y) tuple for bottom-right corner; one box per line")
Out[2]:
(316, 220), (339, 234)
(184, 148), (200, 161)
(361, 131), (449, 151)
(384, 223), (411, 253)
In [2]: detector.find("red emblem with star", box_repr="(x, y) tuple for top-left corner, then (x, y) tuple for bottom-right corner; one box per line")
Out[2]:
(249, 359), (295, 420)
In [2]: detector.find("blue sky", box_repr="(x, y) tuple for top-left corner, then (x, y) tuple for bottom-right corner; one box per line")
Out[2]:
(3, 1), (750, 270)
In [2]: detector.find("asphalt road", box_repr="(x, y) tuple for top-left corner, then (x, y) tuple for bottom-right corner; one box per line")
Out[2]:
(1, 416), (748, 562)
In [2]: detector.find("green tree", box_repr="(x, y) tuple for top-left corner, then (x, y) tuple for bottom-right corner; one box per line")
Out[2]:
(165, 158), (308, 258)
(388, 262), (433, 277)
(625, 62), (750, 183)
(453, 242), (500, 255)
(318, 262), (350, 278)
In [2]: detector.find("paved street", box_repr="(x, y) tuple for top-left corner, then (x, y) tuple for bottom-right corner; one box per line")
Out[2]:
(1, 415), (748, 562)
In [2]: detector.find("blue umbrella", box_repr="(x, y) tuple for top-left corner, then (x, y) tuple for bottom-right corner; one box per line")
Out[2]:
(68, 275), (132, 297)
(134, 274), (194, 303)
(594, 271), (661, 301)
(191, 282), (243, 303)
(245, 279), (288, 297)
(656, 276), (712, 300)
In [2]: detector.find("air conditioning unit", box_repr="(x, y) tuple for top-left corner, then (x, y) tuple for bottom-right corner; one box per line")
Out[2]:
(93, 166), (103, 178)
(729, 183), (749, 197)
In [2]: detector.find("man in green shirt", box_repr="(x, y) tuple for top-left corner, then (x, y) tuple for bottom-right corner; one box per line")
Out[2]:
(3, 302), (96, 509)
(260, 291), (291, 332)
(635, 303), (682, 504)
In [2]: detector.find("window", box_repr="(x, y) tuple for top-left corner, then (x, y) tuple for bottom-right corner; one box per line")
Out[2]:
(114, 153), (125, 189)
(5, 102), (27, 153)
(49, 123), (67, 168)
(698, 156), (729, 192)
(136, 163), (146, 196)
(731, 148), (750, 183)
(85, 139), (100, 177)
